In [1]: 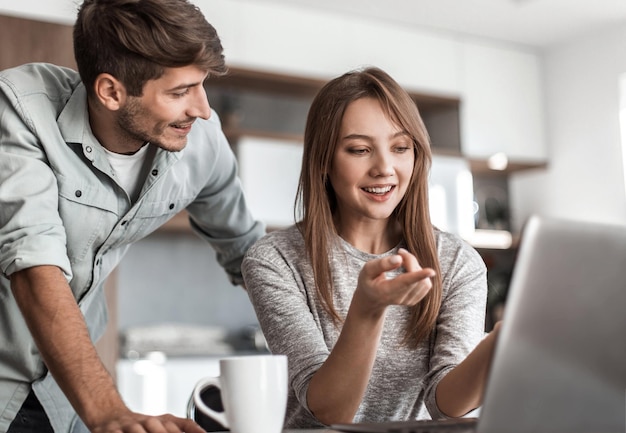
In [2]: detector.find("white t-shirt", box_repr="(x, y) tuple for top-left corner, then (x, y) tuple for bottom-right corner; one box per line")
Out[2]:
(102, 143), (153, 202)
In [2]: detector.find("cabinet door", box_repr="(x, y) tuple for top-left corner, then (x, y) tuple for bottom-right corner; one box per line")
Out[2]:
(237, 136), (303, 228)
(460, 42), (546, 163)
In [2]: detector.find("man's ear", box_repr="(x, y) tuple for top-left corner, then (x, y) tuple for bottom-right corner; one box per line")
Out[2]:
(93, 73), (127, 111)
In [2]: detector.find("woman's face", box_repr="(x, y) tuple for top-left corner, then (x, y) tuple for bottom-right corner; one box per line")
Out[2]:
(329, 97), (415, 228)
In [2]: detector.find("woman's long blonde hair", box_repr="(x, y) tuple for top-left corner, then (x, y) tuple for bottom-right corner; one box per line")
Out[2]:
(295, 67), (442, 348)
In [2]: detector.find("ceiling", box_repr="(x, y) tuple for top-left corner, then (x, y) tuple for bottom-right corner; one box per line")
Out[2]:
(246, 0), (626, 49)
(1, 0), (625, 49)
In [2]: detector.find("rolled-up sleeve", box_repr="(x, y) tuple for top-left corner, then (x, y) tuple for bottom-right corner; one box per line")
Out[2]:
(0, 90), (71, 280)
(423, 235), (487, 419)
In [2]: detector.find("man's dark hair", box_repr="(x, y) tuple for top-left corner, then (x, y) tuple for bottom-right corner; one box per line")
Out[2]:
(74, 0), (227, 97)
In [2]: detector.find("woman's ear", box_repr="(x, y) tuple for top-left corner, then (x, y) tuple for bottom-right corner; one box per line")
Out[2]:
(93, 73), (127, 111)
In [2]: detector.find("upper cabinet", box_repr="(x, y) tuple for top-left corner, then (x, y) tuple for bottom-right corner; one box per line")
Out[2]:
(208, 0), (463, 96)
(459, 42), (547, 167)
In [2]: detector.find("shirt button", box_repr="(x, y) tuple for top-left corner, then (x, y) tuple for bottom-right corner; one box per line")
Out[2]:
(169, 203), (175, 210)
(85, 146), (92, 153)
(151, 169), (159, 176)
(75, 190), (82, 197)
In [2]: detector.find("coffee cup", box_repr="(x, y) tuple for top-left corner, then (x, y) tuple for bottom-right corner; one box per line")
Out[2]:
(191, 354), (288, 433)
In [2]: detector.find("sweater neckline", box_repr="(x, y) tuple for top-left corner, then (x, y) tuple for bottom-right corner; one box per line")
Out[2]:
(335, 234), (404, 261)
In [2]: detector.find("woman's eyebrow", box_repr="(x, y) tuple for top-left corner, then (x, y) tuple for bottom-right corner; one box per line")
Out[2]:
(342, 133), (371, 141)
(342, 131), (409, 140)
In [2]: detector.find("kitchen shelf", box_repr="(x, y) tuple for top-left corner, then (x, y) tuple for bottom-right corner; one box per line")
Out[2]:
(469, 158), (548, 176)
(207, 66), (463, 155)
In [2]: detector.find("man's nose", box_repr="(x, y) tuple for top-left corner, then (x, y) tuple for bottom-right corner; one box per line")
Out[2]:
(188, 86), (211, 120)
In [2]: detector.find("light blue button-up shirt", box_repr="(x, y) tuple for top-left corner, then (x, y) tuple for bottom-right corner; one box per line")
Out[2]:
(0, 63), (265, 432)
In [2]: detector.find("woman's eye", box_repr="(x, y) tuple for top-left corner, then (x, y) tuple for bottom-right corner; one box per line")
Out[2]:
(394, 145), (411, 153)
(349, 148), (368, 155)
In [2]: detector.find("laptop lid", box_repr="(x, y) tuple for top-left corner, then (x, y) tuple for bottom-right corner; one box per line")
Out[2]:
(478, 215), (626, 433)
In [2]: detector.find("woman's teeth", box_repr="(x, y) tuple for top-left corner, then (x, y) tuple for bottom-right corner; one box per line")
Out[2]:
(363, 186), (392, 194)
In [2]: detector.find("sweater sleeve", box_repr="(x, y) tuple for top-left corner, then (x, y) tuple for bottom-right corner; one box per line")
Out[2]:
(423, 232), (488, 419)
(241, 229), (329, 421)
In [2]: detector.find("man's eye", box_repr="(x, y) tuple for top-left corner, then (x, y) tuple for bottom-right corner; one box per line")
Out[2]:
(172, 89), (190, 97)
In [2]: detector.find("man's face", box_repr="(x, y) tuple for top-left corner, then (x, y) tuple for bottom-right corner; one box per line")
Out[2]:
(116, 65), (211, 153)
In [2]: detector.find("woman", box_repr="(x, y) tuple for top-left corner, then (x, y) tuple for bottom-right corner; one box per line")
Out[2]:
(242, 67), (498, 428)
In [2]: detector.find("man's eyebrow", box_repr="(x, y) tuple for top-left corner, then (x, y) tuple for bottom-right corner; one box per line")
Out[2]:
(166, 81), (203, 92)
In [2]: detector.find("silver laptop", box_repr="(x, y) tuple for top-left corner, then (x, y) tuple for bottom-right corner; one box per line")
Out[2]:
(332, 215), (626, 433)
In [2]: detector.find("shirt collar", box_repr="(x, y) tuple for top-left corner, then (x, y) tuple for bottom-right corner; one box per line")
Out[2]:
(57, 82), (91, 144)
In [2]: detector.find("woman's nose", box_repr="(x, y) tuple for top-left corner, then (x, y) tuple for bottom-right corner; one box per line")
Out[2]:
(370, 152), (394, 177)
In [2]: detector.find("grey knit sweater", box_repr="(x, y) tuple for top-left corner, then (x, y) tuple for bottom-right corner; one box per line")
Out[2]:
(242, 225), (487, 428)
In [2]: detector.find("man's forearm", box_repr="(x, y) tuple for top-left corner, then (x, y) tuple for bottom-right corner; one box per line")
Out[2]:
(10, 265), (128, 428)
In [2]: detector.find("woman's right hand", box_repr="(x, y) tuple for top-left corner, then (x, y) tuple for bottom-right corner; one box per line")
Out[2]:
(353, 248), (436, 317)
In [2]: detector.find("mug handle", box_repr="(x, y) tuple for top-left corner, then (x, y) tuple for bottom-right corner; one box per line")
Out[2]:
(192, 377), (229, 428)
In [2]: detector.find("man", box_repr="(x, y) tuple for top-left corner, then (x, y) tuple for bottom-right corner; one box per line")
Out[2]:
(0, 0), (264, 432)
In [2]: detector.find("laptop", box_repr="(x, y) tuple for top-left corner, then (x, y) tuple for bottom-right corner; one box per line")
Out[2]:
(332, 215), (626, 433)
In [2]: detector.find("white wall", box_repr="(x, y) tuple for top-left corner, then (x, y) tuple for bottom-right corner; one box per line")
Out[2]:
(0, 0), (75, 24)
(509, 23), (626, 232)
(116, 233), (258, 333)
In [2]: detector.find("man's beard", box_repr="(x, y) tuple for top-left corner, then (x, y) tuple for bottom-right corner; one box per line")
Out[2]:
(117, 98), (186, 152)
(116, 98), (166, 151)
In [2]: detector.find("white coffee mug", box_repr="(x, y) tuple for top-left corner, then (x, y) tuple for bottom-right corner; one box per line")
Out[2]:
(192, 354), (288, 433)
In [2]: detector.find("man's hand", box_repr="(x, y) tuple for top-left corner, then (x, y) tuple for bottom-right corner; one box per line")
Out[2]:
(89, 411), (206, 433)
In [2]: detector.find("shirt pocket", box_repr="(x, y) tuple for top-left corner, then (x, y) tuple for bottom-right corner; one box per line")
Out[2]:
(125, 197), (193, 242)
(56, 175), (117, 264)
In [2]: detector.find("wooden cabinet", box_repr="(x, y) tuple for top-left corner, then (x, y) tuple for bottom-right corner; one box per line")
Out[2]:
(0, 14), (75, 70)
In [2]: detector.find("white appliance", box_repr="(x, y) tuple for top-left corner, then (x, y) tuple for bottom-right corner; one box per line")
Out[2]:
(117, 354), (221, 417)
